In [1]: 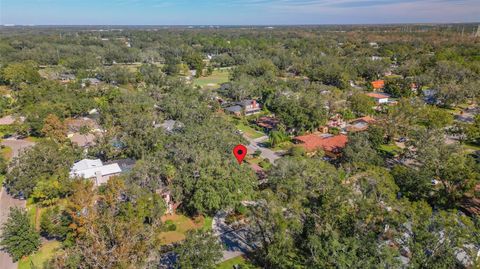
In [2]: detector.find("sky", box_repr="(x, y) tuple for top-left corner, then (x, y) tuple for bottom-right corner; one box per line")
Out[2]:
(0, 0), (479, 25)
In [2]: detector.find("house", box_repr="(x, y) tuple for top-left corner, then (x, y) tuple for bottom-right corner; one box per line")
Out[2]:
(238, 100), (261, 116)
(81, 78), (101, 88)
(256, 116), (279, 132)
(423, 89), (437, 104)
(70, 159), (122, 186)
(293, 134), (348, 158)
(371, 80), (385, 91)
(59, 73), (76, 84)
(155, 120), (184, 133)
(347, 116), (376, 132)
(68, 133), (97, 148)
(65, 117), (102, 133)
(225, 105), (242, 116)
(327, 114), (346, 129)
(366, 92), (390, 104)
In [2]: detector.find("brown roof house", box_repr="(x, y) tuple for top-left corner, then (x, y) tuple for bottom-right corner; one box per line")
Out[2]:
(293, 134), (348, 158)
(256, 116), (280, 132)
(65, 117), (103, 148)
(347, 116), (376, 132)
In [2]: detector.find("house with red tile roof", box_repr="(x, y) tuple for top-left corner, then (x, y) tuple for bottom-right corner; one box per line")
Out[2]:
(293, 134), (348, 158)
(371, 80), (385, 90)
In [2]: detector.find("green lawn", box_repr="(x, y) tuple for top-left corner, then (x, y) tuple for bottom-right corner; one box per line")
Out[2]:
(18, 241), (61, 269)
(236, 123), (265, 139)
(463, 142), (480, 152)
(193, 69), (230, 88)
(216, 256), (258, 269)
(159, 214), (205, 245)
(202, 216), (213, 231)
(378, 144), (402, 156)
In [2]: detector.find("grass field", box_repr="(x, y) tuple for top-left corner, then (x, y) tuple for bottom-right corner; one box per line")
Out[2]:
(236, 123), (265, 139)
(159, 214), (206, 245)
(193, 69), (229, 88)
(18, 241), (61, 269)
(216, 256), (258, 269)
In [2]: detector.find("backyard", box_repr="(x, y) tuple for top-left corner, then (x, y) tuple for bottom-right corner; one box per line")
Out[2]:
(158, 214), (212, 245)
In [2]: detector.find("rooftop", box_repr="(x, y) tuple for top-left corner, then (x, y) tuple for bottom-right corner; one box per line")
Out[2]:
(366, 92), (390, 99)
(225, 105), (242, 113)
(294, 134), (348, 153)
(70, 159), (122, 179)
(371, 80), (385, 89)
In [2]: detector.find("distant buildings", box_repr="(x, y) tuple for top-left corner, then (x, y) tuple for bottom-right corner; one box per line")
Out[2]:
(225, 99), (261, 116)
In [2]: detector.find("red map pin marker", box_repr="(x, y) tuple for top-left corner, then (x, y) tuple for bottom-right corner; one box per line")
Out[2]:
(233, 144), (247, 164)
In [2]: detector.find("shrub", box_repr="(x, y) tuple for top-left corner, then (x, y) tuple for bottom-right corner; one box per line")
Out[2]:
(288, 146), (306, 157)
(165, 220), (177, 231)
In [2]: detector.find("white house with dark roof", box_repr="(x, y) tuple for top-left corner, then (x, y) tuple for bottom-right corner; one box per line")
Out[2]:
(238, 99), (261, 115)
(70, 159), (122, 186)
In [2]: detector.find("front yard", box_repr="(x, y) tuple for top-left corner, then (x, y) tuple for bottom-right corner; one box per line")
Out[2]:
(236, 122), (265, 140)
(217, 256), (258, 269)
(18, 241), (61, 269)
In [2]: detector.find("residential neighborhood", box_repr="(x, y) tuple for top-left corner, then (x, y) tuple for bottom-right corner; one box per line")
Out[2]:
(0, 17), (479, 269)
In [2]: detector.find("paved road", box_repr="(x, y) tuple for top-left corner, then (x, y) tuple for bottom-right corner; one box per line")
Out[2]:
(0, 139), (34, 269)
(244, 135), (282, 164)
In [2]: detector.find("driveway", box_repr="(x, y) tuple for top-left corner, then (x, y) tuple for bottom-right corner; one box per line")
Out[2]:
(1, 138), (35, 158)
(213, 210), (255, 262)
(0, 138), (34, 269)
(244, 135), (282, 164)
